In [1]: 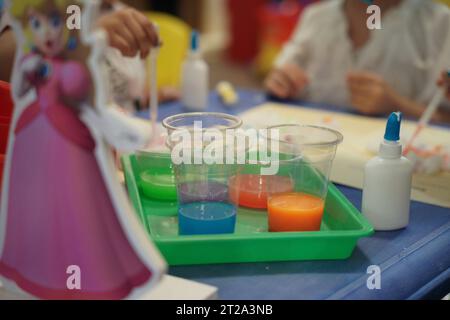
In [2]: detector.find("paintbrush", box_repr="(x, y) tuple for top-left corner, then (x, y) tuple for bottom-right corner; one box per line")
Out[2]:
(403, 71), (449, 155)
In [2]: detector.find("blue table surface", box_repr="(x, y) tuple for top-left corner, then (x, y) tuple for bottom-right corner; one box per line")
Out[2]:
(137, 90), (450, 300)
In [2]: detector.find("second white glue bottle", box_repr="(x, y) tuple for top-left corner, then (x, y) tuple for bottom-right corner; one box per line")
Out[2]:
(181, 31), (209, 111)
(362, 112), (413, 231)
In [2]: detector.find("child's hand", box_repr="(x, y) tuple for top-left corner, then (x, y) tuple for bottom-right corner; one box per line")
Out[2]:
(264, 64), (309, 99)
(437, 70), (450, 101)
(97, 7), (159, 59)
(347, 71), (394, 115)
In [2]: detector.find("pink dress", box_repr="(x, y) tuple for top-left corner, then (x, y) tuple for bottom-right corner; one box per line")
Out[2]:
(0, 56), (152, 299)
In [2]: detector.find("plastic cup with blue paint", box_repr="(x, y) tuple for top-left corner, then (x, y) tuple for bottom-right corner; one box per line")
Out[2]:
(175, 165), (240, 235)
(163, 113), (243, 236)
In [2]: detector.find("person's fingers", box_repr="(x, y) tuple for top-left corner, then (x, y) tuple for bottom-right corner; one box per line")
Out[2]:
(123, 12), (151, 58)
(109, 34), (133, 57)
(351, 94), (366, 106)
(283, 67), (308, 92)
(350, 91), (378, 115)
(347, 72), (363, 83)
(347, 79), (370, 95)
(347, 73), (366, 85)
(271, 71), (295, 98)
(348, 86), (367, 106)
(115, 24), (139, 57)
(347, 79), (359, 93)
(351, 97), (370, 113)
(347, 73), (380, 94)
(275, 70), (300, 97)
(265, 75), (289, 99)
(266, 80), (289, 99)
(133, 11), (160, 47)
(347, 72), (382, 91)
(347, 74), (366, 91)
(348, 71), (376, 81)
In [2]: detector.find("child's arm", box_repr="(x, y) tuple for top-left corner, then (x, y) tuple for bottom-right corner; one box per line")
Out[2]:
(97, 5), (159, 59)
(347, 71), (450, 123)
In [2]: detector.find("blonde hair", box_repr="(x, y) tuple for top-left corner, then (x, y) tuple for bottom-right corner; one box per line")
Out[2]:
(11, 0), (74, 54)
(11, 0), (69, 19)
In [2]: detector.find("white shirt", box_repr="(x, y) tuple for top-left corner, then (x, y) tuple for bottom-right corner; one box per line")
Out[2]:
(275, 0), (450, 110)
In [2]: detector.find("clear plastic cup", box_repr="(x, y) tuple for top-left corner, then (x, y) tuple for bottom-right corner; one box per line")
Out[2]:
(135, 152), (177, 202)
(228, 151), (294, 210)
(162, 113), (243, 236)
(263, 125), (343, 232)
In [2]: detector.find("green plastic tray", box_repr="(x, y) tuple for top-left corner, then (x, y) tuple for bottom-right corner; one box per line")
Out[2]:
(122, 154), (373, 266)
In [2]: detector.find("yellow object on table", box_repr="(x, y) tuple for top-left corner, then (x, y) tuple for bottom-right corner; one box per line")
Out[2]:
(216, 81), (239, 106)
(146, 12), (191, 88)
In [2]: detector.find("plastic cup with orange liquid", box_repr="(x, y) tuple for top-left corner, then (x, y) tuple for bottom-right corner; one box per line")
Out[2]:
(227, 151), (295, 210)
(264, 125), (343, 232)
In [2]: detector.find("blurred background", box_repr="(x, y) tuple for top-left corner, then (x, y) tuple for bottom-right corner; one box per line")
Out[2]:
(123, 0), (318, 90)
(124, 0), (450, 91)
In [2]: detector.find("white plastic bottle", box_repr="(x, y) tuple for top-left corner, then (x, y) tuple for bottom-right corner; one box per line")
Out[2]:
(181, 31), (209, 111)
(362, 112), (413, 231)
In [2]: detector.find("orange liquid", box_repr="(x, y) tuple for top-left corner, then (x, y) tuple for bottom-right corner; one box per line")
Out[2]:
(267, 193), (325, 232)
(229, 175), (293, 209)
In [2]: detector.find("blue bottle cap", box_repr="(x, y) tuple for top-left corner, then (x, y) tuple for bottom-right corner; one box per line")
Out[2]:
(384, 112), (402, 142)
(191, 30), (199, 52)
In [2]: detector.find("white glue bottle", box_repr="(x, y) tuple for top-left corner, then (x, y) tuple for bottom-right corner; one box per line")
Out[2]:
(181, 31), (209, 111)
(362, 112), (413, 231)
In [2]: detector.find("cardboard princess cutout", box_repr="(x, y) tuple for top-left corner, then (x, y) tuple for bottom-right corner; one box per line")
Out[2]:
(0, 0), (166, 299)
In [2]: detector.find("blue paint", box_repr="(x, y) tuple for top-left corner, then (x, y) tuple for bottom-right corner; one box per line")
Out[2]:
(179, 202), (236, 235)
(384, 112), (402, 142)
